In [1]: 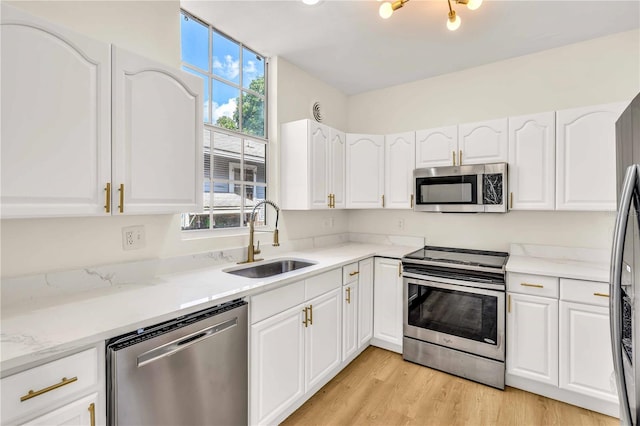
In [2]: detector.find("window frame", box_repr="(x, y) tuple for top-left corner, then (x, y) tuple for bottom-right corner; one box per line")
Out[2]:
(180, 9), (269, 234)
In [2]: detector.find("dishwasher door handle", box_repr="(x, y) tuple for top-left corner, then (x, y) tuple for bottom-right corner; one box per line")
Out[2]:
(137, 317), (238, 368)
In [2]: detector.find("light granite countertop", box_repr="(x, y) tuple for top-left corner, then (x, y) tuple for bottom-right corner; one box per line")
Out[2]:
(0, 240), (418, 375)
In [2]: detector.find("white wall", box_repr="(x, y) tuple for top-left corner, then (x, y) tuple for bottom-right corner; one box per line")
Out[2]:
(0, 3), (349, 278)
(347, 29), (640, 252)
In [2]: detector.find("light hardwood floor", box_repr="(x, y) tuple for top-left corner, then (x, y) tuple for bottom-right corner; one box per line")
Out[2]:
(282, 346), (618, 426)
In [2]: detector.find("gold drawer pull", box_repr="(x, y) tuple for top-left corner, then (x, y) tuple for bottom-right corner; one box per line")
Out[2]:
(521, 283), (544, 288)
(308, 304), (313, 325)
(349, 271), (359, 276)
(104, 182), (111, 213)
(302, 307), (309, 327)
(20, 376), (78, 402)
(118, 183), (124, 213)
(594, 292), (610, 298)
(346, 287), (351, 304)
(452, 151), (456, 166)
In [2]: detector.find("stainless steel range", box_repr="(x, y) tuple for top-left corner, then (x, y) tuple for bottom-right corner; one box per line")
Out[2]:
(402, 246), (509, 389)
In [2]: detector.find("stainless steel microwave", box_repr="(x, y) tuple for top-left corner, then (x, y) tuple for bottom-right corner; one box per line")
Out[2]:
(414, 163), (508, 213)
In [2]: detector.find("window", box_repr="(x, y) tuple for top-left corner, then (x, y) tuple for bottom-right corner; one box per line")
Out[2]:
(180, 10), (268, 230)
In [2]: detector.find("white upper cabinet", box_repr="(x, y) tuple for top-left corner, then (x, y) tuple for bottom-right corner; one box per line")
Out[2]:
(415, 126), (458, 168)
(112, 46), (203, 215)
(508, 112), (556, 210)
(384, 132), (415, 209)
(280, 120), (344, 210)
(329, 129), (346, 209)
(346, 134), (385, 208)
(1, 5), (111, 218)
(556, 102), (626, 211)
(458, 118), (509, 165)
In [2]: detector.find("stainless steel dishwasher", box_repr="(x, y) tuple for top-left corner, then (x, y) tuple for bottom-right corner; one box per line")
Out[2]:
(106, 299), (247, 426)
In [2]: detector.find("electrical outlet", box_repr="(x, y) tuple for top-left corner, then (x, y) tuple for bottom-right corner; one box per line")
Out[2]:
(397, 219), (405, 230)
(122, 225), (145, 251)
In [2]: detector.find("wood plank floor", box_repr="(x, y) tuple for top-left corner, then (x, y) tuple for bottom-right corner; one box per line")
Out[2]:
(281, 346), (618, 426)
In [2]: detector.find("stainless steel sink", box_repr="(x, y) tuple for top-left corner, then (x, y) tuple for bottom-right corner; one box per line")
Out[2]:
(224, 258), (317, 278)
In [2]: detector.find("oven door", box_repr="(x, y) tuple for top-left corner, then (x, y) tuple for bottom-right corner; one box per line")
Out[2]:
(404, 277), (505, 361)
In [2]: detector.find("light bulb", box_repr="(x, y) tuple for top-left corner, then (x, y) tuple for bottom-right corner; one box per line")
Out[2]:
(467, 0), (482, 10)
(447, 12), (461, 31)
(379, 2), (393, 19)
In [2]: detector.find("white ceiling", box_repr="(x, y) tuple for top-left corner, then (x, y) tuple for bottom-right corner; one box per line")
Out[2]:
(181, 0), (640, 95)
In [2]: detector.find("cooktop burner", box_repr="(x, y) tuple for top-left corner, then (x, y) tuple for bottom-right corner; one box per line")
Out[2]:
(403, 246), (509, 270)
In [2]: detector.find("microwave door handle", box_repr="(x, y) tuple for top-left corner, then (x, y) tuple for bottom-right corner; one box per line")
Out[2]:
(610, 164), (637, 426)
(477, 174), (483, 205)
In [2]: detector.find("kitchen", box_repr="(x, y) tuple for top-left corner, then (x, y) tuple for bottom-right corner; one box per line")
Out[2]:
(1, 0), (639, 425)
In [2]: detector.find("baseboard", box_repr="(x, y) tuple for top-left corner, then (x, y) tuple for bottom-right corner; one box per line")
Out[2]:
(506, 374), (620, 418)
(370, 337), (402, 354)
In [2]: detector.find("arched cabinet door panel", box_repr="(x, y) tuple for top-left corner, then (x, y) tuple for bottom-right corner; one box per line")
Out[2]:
(112, 46), (203, 214)
(1, 5), (111, 218)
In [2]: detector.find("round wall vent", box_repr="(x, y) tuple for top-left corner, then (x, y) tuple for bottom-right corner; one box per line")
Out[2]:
(312, 102), (323, 122)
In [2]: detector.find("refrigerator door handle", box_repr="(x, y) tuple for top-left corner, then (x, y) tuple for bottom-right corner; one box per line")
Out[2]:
(611, 164), (638, 426)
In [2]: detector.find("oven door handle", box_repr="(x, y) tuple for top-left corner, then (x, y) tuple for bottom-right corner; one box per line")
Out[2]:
(403, 272), (505, 292)
(404, 276), (504, 297)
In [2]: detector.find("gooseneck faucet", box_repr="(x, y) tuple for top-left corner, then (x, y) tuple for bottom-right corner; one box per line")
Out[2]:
(241, 199), (280, 264)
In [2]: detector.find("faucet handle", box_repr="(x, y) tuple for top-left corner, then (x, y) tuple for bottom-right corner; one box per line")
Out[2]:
(254, 240), (261, 255)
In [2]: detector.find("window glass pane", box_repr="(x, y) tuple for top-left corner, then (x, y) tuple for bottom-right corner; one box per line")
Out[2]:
(203, 129), (211, 180)
(212, 132), (241, 181)
(241, 91), (264, 137)
(212, 31), (240, 84)
(180, 13), (209, 72)
(212, 80), (239, 130)
(183, 67), (210, 123)
(247, 189), (265, 227)
(213, 185), (241, 229)
(181, 181), (210, 230)
(244, 140), (266, 183)
(243, 48), (265, 95)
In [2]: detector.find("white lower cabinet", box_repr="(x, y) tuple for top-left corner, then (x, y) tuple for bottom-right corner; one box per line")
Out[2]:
(20, 394), (97, 426)
(250, 271), (342, 425)
(357, 258), (374, 348)
(506, 292), (558, 385)
(373, 257), (403, 353)
(342, 282), (359, 361)
(506, 273), (619, 417)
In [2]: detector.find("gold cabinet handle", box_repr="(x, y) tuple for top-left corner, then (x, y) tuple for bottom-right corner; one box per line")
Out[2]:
(521, 283), (544, 288)
(20, 377), (78, 402)
(308, 304), (313, 325)
(510, 192), (513, 209)
(327, 194), (332, 208)
(349, 271), (359, 277)
(302, 307), (309, 327)
(118, 184), (124, 213)
(459, 150), (463, 165)
(346, 287), (351, 304)
(508, 294), (511, 313)
(594, 292), (610, 298)
(382, 194), (385, 208)
(88, 402), (96, 426)
(410, 194), (414, 209)
(398, 262), (402, 277)
(331, 194), (336, 208)
(104, 183), (111, 213)
(452, 150), (456, 166)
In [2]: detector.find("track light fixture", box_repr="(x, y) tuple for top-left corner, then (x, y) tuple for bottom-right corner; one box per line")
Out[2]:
(378, 0), (483, 31)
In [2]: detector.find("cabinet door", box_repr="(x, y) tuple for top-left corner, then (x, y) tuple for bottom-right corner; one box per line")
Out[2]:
(112, 46), (203, 215)
(305, 288), (341, 391)
(20, 394), (97, 426)
(559, 301), (617, 402)
(556, 102), (626, 211)
(506, 292), (558, 386)
(251, 305), (305, 425)
(358, 257), (374, 348)
(373, 258), (403, 351)
(385, 132), (415, 209)
(346, 134), (385, 208)
(342, 283), (358, 361)
(1, 5), (111, 218)
(329, 129), (346, 209)
(309, 122), (331, 209)
(415, 126), (457, 168)
(508, 112), (556, 210)
(459, 118), (508, 165)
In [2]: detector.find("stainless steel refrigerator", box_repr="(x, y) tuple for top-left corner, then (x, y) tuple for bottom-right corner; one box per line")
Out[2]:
(611, 92), (640, 425)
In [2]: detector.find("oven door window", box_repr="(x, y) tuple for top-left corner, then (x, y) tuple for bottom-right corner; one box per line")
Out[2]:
(416, 175), (478, 205)
(408, 283), (497, 345)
